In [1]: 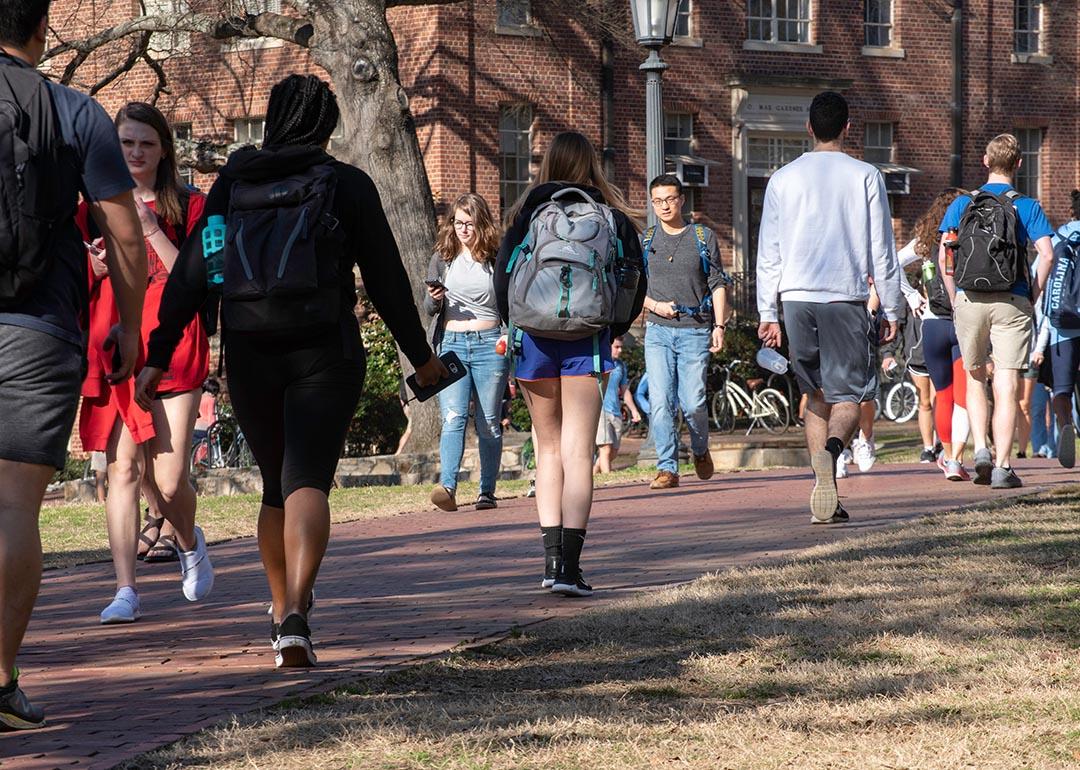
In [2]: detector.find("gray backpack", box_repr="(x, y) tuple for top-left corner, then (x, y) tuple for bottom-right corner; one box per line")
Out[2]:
(505, 187), (635, 343)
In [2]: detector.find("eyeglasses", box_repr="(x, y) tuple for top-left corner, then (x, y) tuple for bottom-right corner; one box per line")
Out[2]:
(650, 196), (682, 208)
(453, 220), (475, 231)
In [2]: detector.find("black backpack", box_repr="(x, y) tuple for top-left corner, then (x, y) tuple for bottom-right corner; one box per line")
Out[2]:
(1046, 232), (1080, 330)
(954, 189), (1024, 292)
(220, 163), (345, 333)
(0, 54), (76, 307)
(925, 270), (953, 317)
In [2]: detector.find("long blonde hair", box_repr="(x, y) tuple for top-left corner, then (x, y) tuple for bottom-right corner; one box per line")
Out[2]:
(505, 131), (643, 231)
(436, 193), (499, 264)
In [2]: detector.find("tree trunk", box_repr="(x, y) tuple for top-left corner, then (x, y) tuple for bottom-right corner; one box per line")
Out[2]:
(311, 1), (441, 453)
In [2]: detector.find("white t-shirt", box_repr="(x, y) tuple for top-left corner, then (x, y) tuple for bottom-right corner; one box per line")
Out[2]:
(443, 253), (500, 324)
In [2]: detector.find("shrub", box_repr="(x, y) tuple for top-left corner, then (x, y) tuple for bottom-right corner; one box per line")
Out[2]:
(344, 315), (408, 456)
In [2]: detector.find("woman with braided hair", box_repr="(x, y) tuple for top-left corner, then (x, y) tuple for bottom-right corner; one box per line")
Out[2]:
(137, 74), (445, 667)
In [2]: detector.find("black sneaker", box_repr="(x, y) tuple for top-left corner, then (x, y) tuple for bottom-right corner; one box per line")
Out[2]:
(275, 613), (316, 668)
(541, 554), (559, 589)
(919, 448), (935, 464)
(0, 673), (45, 731)
(551, 567), (593, 597)
(270, 621), (279, 651)
(811, 501), (850, 525)
(475, 492), (498, 510)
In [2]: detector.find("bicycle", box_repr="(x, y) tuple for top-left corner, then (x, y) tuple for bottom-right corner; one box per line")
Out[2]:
(190, 401), (255, 473)
(878, 360), (919, 423)
(710, 359), (791, 435)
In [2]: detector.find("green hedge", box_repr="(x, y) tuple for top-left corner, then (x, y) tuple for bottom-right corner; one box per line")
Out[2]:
(344, 316), (408, 456)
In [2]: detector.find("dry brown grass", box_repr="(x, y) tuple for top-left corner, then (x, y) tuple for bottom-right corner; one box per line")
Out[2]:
(122, 487), (1080, 770)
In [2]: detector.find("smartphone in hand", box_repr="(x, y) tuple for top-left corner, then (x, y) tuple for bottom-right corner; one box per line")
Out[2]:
(405, 351), (466, 403)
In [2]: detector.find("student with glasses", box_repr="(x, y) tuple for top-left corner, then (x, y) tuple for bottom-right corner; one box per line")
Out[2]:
(640, 174), (731, 490)
(423, 193), (508, 512)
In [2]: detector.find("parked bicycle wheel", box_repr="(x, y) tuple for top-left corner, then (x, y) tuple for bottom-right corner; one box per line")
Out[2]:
(757, 388), (791, 434)
(886, 380), (919, 423)
(190, 437), (211, 474)
(711, 390), (735, 433)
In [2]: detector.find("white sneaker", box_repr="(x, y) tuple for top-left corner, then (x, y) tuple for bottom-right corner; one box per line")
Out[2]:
(854, 437), (877, 472)
(100, 586), (140, 624)
(179, 526), (214, 602)
(840, 448), (853, 466)
(835, 452), (849, 479)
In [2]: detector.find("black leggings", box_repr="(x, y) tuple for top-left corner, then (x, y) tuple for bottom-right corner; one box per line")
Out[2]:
(226, 324), (366, 507)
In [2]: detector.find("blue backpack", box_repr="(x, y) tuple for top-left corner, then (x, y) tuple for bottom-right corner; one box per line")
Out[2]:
(1046, 230), (1080, 330)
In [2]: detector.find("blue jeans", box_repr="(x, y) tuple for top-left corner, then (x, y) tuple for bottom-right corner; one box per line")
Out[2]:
(644, 322), (711, 473)
(437, 328), (509, 493)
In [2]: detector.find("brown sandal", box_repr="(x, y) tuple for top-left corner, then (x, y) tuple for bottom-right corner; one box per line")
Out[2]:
(143, 534), (178, 563)
(136, 511), (165, 561)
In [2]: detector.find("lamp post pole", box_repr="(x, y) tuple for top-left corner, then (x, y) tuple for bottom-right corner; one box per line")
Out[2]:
(641, 47), (668, 227)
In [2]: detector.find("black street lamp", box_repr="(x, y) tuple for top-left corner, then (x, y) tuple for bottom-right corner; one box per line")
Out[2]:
(630, 0), (680, 225)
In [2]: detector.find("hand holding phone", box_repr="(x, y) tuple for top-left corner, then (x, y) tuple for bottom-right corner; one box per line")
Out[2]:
(406, 352), (464, 403)
(425, 279), (446, 301)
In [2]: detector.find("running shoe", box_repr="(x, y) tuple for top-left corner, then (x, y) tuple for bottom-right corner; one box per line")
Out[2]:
(541, 555), (559, 590)
(179, 526), (214, 602)
(1058, 424), (1076, 469)
(551, 568), (593, 597)
(973, 448), (994, 485)
(835, 452), (849, 479)
(809, 450), (838, 521)
(943, 459), (970, 482)
(270, 621), (279, 651)
(840, 447), (853, 467)
(275, 613), (316, 667)
(991, 466), (1022, 489)
(919, 448), (936, 464)
(0, 672), (45, 731)
(854, 437), (877, 472)
(100, 586), (140, 624)
(475, 492), (498, 510)
(811, 501), (849, 524)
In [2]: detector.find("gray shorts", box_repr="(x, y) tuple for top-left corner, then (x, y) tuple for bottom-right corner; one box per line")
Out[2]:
(783, 300), (879, 404)
(595, 410), (622, 449)
(0, 324), (84, 469)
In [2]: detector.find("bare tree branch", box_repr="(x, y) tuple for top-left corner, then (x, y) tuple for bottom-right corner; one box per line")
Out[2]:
(43, 11), (315, 65)
(142, 51), (171, 106)
(385, 0), (463, 5)
(88, 31), (153, 96)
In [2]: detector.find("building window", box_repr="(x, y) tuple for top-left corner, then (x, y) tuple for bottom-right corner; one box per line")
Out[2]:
(664, 112), (693, 157)
(747, 0), (811, 44)
(864, 0), (892, 47)
(173, 123), (194, 186)
(144, 0), (191, 55)
(674, 0), (692, 38)
(497, 0), (531, 27)
(863, 122), (894, 164)
(234, 117), (265, 147)
(499, 105), (532, 211)
(1014, 127), (1042, 198)
(1014, 0), (1043, 54)
(746, 135), (810, 177)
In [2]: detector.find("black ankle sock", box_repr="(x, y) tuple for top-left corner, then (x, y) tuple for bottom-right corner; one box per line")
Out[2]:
(825, 437), (844, 459)
(560, 528), (587, 575)
(541, 526), (562, 572)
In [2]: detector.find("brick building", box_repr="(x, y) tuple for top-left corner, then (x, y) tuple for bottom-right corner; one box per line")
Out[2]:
(51, 0), (1079, 309)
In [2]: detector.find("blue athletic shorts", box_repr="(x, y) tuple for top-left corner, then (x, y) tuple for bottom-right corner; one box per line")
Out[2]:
(515, 330), (613, 381)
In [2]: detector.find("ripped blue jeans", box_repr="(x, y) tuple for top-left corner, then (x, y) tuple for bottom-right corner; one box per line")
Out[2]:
(437, 328), (509, 494)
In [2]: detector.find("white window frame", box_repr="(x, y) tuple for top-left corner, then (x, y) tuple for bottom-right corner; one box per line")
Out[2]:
(224, 0), (284, 51)
(674, 0), (692, 39)
(1013, 0), (1043, 55)
(746, 0), (812, 45)
(499, 105), (533, 213)
(663, 112), (694, 158)
(495, 0), (540, 36)
(863, 122), (894, 165)
(1014, 127), (1043, 199)
(234, 117), (265, 147)
(746, 134), (811, 177)
(143, 0), (191, 56)
(863, 0), (892, 48)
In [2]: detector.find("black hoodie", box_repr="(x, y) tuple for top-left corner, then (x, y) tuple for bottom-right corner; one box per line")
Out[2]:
(493, 182), (646, 339)
(146, 145), (432, 370)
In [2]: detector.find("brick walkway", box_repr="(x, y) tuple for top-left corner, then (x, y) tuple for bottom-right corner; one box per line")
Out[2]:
(2, 458), (1073, 769)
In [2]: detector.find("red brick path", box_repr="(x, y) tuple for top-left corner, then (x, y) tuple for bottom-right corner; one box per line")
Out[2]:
(2, 459), (1073, 769)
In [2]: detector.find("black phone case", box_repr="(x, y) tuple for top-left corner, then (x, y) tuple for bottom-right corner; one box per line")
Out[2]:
(406, 351), (466, 403)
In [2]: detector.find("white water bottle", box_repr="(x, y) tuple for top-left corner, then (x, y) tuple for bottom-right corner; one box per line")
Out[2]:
(756, 346), (789, 374)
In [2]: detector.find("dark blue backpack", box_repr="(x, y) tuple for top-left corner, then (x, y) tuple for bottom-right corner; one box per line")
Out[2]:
(1046, 230), (1080, 330)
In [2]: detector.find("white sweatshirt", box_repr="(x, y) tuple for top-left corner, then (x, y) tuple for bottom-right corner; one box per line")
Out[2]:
(755, 150), (901, 323)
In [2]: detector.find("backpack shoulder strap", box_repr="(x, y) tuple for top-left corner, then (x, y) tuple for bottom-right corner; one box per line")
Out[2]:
(641, 225), (656, 275)
(692, 224), (712, 276)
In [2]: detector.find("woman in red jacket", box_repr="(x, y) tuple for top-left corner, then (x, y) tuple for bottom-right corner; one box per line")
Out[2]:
(79, 102), (213, 624)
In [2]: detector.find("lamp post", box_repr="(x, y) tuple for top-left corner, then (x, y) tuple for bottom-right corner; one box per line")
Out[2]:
(631, 0), (679, 226)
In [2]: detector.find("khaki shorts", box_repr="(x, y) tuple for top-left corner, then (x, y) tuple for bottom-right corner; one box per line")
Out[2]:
(953, 291), (1033, 370)
(595, 410), (622, 449)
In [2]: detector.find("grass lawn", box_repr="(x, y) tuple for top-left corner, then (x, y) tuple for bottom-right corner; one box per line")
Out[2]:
(122, 487), (1080, 770)
(40, 466), (662, 571)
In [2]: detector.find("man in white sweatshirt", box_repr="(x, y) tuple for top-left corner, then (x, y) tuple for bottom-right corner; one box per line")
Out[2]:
(756, 91), (900, 524)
